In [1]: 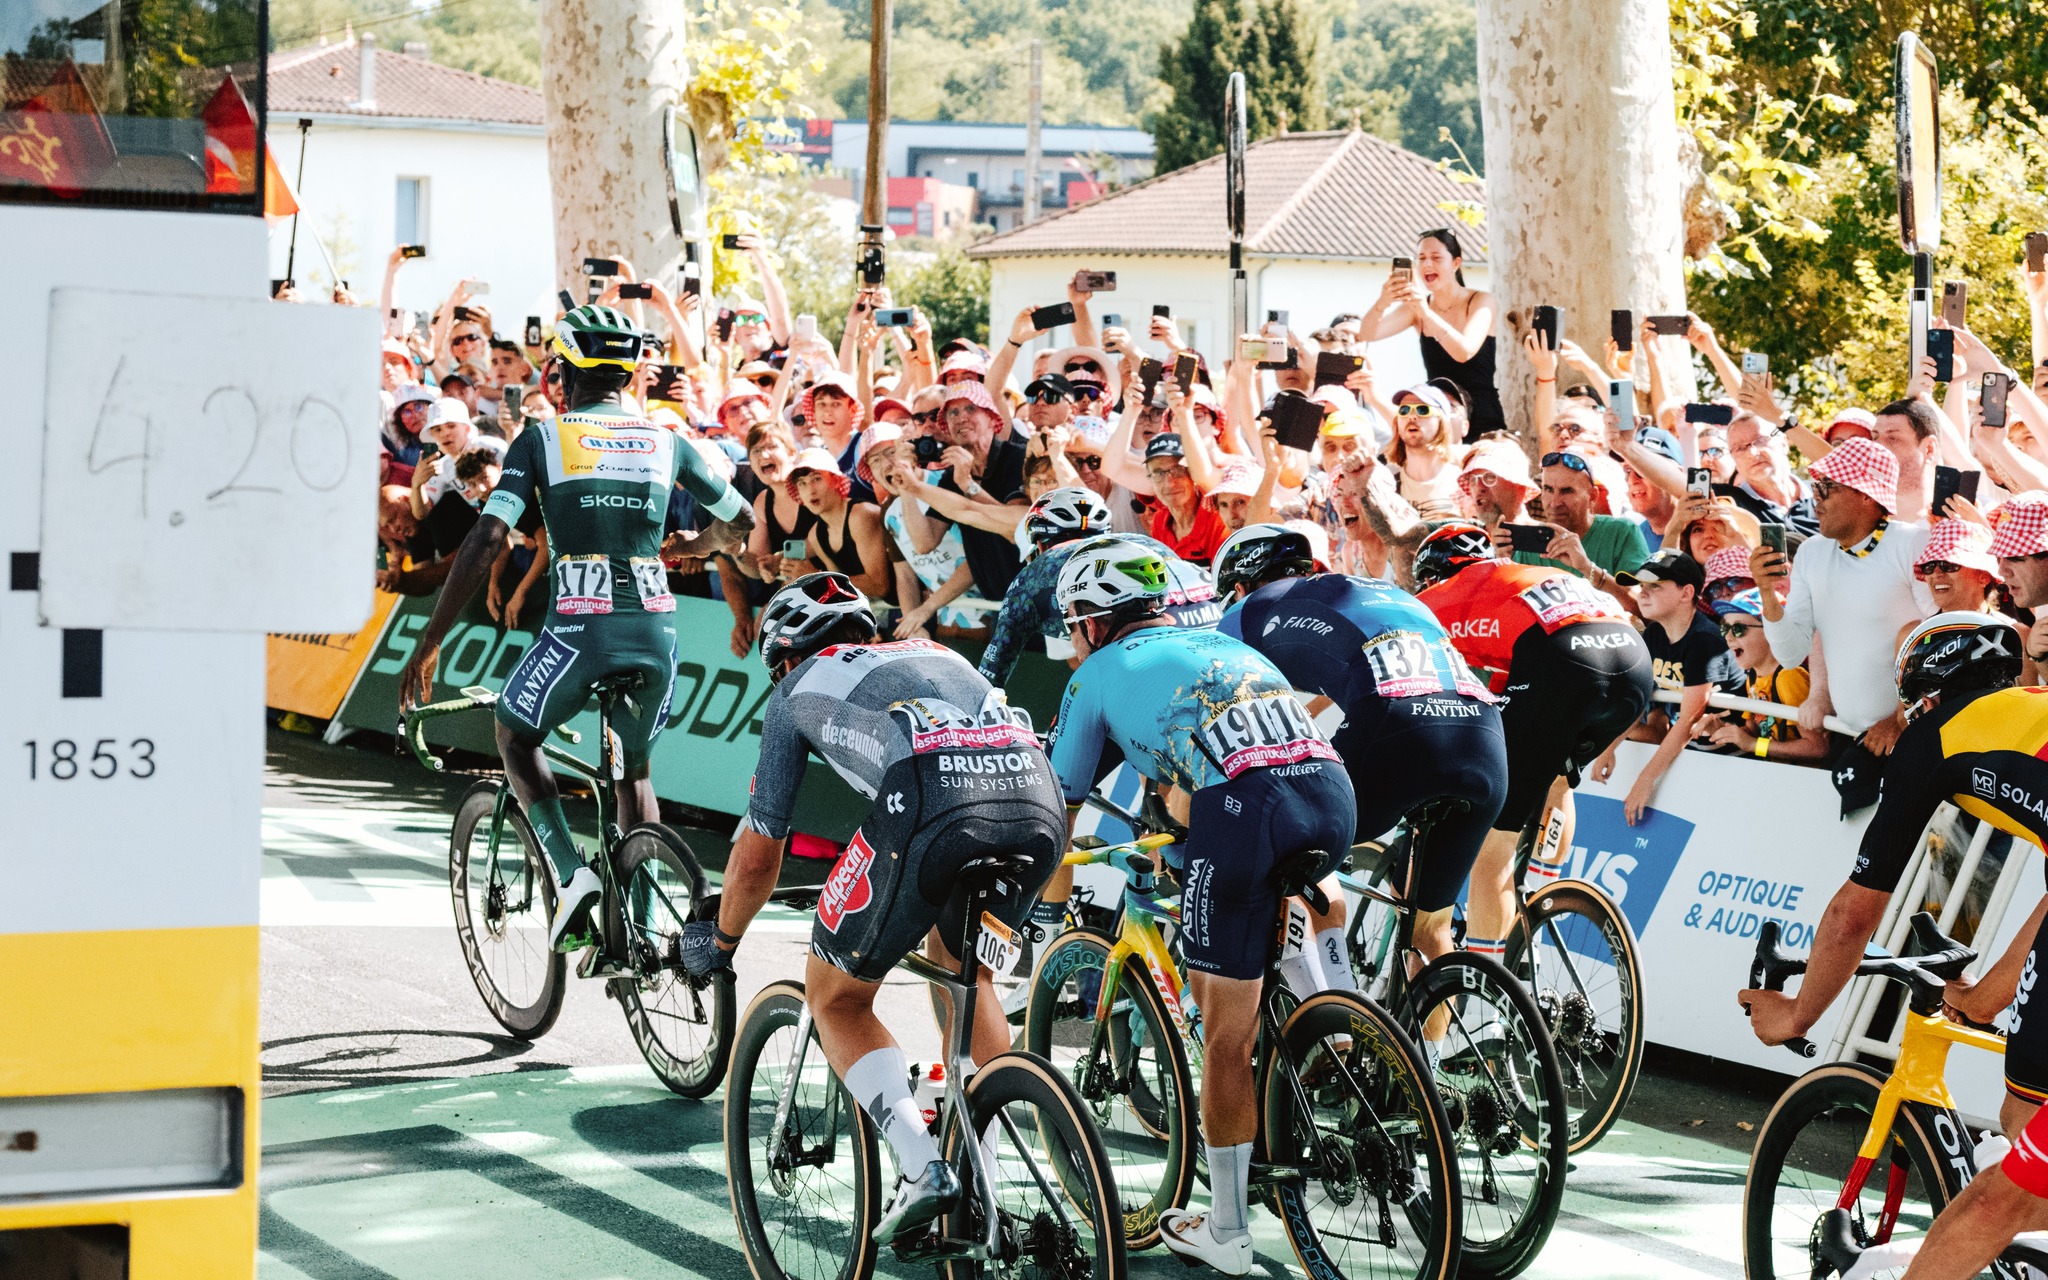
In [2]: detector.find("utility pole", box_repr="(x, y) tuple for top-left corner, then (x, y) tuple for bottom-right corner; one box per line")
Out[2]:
(1023, 38), (1042, 225)
(856, 0), (893, 288)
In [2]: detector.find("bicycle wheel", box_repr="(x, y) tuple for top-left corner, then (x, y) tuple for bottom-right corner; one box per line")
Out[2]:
(937, 1050), (1130, 1280)
(1022, 929), (1196, 1250)
(611, 823), (734, 1099)
(1501, 879), (1645, 1154)
(726, 980), (880, 1280)
(1742, 1061), (1970, 1280)
(1264, 990), (1462, 1280)
(1405, 952), (1567, 1280)
(448, 779), (565, 1039)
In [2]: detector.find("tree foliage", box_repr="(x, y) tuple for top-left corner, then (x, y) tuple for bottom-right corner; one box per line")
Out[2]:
(893, 243), (993, 346)
(1149, 0), (1329, 174)
(1322, 0), (1479, 166)
(268, 0), (542, 86)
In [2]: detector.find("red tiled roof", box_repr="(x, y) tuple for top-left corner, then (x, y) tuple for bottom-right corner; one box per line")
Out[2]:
(967, 130), (1486, 263)
(268, 42), (542, 126)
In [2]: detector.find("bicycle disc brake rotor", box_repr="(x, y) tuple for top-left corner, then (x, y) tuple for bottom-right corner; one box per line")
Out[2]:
(1018, 1211), (1085, 1280)
(482, 880), (509, 938)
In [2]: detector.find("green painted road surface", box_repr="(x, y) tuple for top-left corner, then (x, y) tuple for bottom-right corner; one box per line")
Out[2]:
(258, 728), (1769, 1278)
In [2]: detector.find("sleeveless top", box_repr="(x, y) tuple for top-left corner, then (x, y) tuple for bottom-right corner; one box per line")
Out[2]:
(817, 504), (867, 580)
(1419, 329), (1505, 437)
(761, 491), (820, 555)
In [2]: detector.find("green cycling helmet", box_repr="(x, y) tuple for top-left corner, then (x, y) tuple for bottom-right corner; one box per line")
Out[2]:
(552, 304), (643, 370)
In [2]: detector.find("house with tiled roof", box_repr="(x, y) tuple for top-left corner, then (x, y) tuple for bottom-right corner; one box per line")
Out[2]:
(260, 36), (558, 326)
(966, 129), (1488, 389)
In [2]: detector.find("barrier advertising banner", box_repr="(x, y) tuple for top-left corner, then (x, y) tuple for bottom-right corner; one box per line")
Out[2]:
(266, 590), (399, 720)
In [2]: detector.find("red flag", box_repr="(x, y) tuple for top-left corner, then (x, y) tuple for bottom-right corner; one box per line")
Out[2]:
(201, 73), (259, 196)
(0, 60), (116, 198)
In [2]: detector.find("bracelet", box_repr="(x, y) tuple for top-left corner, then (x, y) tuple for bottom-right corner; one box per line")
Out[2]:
(1535, 377), (1556, 385)
(1008, 339), (1023, 348)
(714, 925), (744, 947)
(1754, 736), (1770, 759)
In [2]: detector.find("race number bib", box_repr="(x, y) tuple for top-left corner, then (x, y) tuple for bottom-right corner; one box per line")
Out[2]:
(553, 554), (613, 616)
(1199, 692), (1339, 777)
(1516, 574), (1625, 634)
(628, 556), (675, 613)
(977, 911), (1021, 976)
(1363, 631), (1446, 699)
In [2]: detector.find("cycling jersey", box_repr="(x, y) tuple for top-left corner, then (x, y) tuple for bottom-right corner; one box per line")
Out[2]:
(1218, 573), (1493, 707)
(979, 537), (1219, 685)
(1418, 560), (1630, 693)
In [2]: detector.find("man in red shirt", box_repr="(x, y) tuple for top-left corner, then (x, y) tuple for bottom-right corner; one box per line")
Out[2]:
(1144, 433), (1228, 565)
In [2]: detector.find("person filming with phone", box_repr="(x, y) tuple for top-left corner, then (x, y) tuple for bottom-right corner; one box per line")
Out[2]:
(1492, 447), (1648, 607)
(1358, 228), (1504, 436)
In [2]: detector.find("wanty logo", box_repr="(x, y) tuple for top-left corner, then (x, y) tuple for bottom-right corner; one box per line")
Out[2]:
(578, 434), (656, 454)
(817, 833), (877, 932)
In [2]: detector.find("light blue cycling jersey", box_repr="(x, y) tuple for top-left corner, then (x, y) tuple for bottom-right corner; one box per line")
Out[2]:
(1046, 623), (1336, 804)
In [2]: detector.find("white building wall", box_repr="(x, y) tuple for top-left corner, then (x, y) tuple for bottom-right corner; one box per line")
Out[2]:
(264, 119), (557, 333)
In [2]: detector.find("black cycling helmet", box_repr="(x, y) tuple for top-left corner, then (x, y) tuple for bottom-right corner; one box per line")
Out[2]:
(759, 572), (877, 675)
(1025, 486), (1111, 551)
(1213, 523), (1316, 598)
(1412, 521), (1495, 591)
(1894, 610), (2023, 720)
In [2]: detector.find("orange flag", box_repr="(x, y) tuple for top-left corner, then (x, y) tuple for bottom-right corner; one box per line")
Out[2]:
(0, 60), (116, 197)
(200, 72), (299, 216)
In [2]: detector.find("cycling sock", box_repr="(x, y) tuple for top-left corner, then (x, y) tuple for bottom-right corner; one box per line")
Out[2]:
(845, 1047), (941, 1176)
(1278, 947), (1325, 1001)
(525, 796), (583, 885)
(1316, 928), (1359, 993)
(1465, 935), (1507, 961)
(1203, 1141), (1253, 1236)
(1521, 859), (1563, 894)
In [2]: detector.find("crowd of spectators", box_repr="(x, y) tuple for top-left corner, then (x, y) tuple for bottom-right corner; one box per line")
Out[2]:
(318, 224), (2048, 814)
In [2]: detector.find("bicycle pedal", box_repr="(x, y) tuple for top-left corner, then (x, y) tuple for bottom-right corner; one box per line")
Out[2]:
(576, 949), (630, 980)
(889, 1233), (973, 1264)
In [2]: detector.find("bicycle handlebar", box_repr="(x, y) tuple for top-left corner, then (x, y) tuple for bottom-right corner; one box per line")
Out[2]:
(1748, 912), (1979, 1060)
(400, 685), (499, 772)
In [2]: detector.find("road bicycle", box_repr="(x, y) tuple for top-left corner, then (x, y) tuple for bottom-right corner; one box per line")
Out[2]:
(403, 678), (732, 1098)
(1742, 911), (2048, 1279)
(724, 848), (1127, 1280)
(1023, 806), (1463, 1280)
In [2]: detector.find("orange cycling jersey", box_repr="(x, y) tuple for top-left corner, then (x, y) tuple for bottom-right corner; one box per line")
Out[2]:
(1418, 561), (1629, 691)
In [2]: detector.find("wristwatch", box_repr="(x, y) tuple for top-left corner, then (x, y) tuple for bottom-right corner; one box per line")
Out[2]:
(965, 480), (985, 498)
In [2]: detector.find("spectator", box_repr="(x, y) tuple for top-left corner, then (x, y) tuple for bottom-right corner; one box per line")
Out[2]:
(1666, 495), (1763, 564)
(1207, 463), (1262, 532)
(1064, 413), (1148, 537)
(1695, 428), (1736, 486)
(715, 382), (774, 440)
(1454, 441), (1535, 530)
(897, 380), (1030, 602)
(408, 397), (506, 550)
(1143, 434), (1229, 565)
(1497, 447), (1648, 602)
(1022, 373), (1078, 436)
(1386, 386), (1462, 518)
(1613, 425), (1686, 548)
(453, 447), (501, 506)
(1616, 549), (1742, 823)
(1702, 544), (1760, 604)
(740, 424), (818, 593)
(439, 368), (484, 423)
(1993, 493), (2048, 670)
(1915, 519), (2005, 616)
(1696, 588), (1827, 764)
(1358, 227), (1504, 435)
(381, 338), (419, 393)
(1871, 397), (1941, 524)
(785, 448), (889, 600)
(798, 373), (872, 503)
(1725, 413), (1819, 536)
(383, 384), (435, 476)
(863, 429), (979, 640)
(1755, 438), (1932, 774)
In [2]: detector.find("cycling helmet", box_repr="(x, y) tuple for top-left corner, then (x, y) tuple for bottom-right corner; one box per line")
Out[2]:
(1894, 610), (2023, 718)
(1412, 521), (1495, 591)
(551, 304), (644, 370)
(1025, 486), (1111, 551)
(1213, 523), (1316, 598)
(1056, 535), (1170, 622)
(758, 572), (877, 674)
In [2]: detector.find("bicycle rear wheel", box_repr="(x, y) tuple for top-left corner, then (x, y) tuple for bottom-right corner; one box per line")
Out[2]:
(1502, 879), (1645, 1154)
(1022, 929), (1196, 1250)
(611, 823), (734, 1098)
(448, 779), (565, 1039)
(726, 980), (879, 1280)
(937, 1050), (1130, 1280)
(1742, 1061), (1968, 1280)
(1264, 990), (1462, 1280)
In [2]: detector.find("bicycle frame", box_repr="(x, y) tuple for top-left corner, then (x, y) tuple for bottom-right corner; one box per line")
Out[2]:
(1065, 836), (1201, 1056)
(1839, 1011), (2006, 1235)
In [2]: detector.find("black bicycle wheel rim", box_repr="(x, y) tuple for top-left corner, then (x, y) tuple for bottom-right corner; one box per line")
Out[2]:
(447, 779), (565, 1039)
(726, 981), (878, 1280)
(612, 824), (734, 1098)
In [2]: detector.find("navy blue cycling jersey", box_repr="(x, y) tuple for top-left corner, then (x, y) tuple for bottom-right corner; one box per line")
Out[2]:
(1217, 573), (1494, 709)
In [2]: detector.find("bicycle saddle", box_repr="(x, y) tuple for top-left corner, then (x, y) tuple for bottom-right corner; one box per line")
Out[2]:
(1405, 796), (1473, 834)
(957, 848), (1040, 893)
(1270, 850), (1332, 914)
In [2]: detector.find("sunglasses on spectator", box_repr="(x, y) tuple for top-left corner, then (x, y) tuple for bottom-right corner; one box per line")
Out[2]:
(452, 333), (483, 345)
(912, 409), (942, 423)
(1070, 385), (1105, 402)
(1917, 560), (1964, 575)
(1395, 403), (1437, 418)
(1540, 451), (1592, 474)
(1720, 621), (1759, 638)
(1069, 454), (1103, 471)
(1031, 391), (1067, 405)
(1810, 477), (1841, 500)
(1699, 446), (1730, 460)
(734, 312), (767, 326)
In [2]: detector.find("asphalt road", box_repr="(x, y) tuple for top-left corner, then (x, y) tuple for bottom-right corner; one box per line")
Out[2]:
(257, 726), (1788, 1279)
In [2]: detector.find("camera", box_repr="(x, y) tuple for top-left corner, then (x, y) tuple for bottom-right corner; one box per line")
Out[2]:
(913, 435), (946, 467)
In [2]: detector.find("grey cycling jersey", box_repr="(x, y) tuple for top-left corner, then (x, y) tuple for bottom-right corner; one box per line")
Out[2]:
(744, 638), (1042, 839)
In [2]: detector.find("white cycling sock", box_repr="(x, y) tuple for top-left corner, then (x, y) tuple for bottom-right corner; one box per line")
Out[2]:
(1203, 1141), (1254, 1237)
(1316, 928), (1359, 993)
(845, 1047), (940, 1177)
(1278, 947), (1325, 1001)
(1466, 935), (1506, 961)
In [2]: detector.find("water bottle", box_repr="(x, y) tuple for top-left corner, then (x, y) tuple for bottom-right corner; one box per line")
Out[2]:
(914, 1062), (946, 1130)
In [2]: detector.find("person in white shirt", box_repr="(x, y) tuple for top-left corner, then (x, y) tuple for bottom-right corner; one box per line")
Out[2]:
(410, 397), (507, 520)
(1753, 438), (1932, 758)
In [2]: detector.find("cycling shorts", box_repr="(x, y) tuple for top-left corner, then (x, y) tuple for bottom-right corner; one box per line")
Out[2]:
(1494, 620), (1654, 834)
(2005, 908), (2048, 1109)
(494, 610), (677, 773)
(1335, 695), (1509, 912)
(2006, 1079), (2048, 1198)
(1181, 759), (1357, 982)
(811, 749), (1064, 983)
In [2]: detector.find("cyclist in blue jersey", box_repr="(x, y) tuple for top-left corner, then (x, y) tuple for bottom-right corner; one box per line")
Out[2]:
(1047, 537), (1355, 1276)
(1214, 524), (1508, 982)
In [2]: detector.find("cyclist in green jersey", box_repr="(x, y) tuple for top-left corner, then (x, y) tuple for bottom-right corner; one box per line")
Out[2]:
(398, 306), (755, 951)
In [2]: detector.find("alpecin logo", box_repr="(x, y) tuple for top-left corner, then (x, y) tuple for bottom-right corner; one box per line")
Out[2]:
(818, 832), (878, 932)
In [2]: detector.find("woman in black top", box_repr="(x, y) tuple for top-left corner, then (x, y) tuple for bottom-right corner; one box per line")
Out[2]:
(1361, 228), (1504, 436)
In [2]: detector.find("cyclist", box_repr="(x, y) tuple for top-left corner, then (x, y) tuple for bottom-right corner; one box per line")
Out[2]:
(681, 573), (1064, 1243)
(1738, 612), (2040, 1280)
(1047, 536), (1354, 1275)
(1411, 521), (1653, 966)
(1214, 523), (1507, 985)
(397, 305), (755, 953)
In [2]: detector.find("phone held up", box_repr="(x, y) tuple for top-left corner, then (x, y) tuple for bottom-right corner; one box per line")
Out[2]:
(1073, 270), (1117, 292)
(1173, 351), (1197, 394)
(1760, 523), (1788, 557)
(524, 316), (543, 347)
(1931, 465), (1981, 517)
(1267, 391), (1327, 453)
(1611, 310), (1633, 353)
(1742, 352), (1769, 377)
(1389, 258), (1413, 287)
(1686, 467), (1714, 501)
(1684, 403), (1735, 426)
(1925, 329), (1956, 383)
(872, 307), (918, 329)
(399, 244), (427, 259)
(1942, 280), (1968, 329)
(618, 282), (654, 300)
(1984, 370), (2012, 428)
(1647, 314), (1691, 337)
(1032, 301), (1077, 331)
(1531, 305), (1560, 351)
(1505, 523), (1555, 555)
(2029, 231), (2048, 275)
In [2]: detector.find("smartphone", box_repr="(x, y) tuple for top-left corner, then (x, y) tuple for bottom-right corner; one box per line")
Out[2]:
(1742, 352), (1769, 376)
(618, 282), (654, 300)
(1611, 309), (1633, 352)
(2030, 232), (2048, 274)
(1506, 524), (1556, 554)
(647, 364), (692, 403)
(1760, 524), (1788, 557)
(503, 385), (523, 424)
(1173, 351), (1197, 394)
(557, 289), (576, 312)
(1390, 257), (1413, 286)
(1101, 313), (1123, 329)
(1151, 304), (1172, 319)
(722, 233), (743, 250)
(681, 273), (702, 297)
(522, 315), (542, 348)
(1074, 270), (1117, 292)
(1931, 465), (1981, 517)
(781, 538), (807, 561)
(582, 257), (619, 277)
(453, 306), (480, 324)
(468, 281), (491, 296)
(1266, 309), (1290, 329)
(1984, 370), (2012, 428)
(872, 307), (917, 328)
(1268, 392), (1327, 452)
(1138, 356), (1165, 397)
(1684, 402), (1735, 426)
(1608, 378), (1635, 412)
(1648, 314), (1691, 336)
(715, 308), (735, 343)
(1532, 305), (1560, 351)
(1032, 301), (1077, 331)
(794, 314), (818, 340)
(1686, 467), (1714, 501)
(1314, 350), (1366, 388)
(1926, 328), (1955, 382)
(1942, 280), (1968, 329)
(399, 244), (427, 259)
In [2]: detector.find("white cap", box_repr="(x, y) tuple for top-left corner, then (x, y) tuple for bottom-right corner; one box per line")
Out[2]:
(427, 397), (471, 429)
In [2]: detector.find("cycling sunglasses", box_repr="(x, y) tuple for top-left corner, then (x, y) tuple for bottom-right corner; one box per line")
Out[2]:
(1031, 390), (1068, 405)
(1394, 403), (1437, 418)
(1069, 385), (1106, 402)
(1540, 451), (1592, 474)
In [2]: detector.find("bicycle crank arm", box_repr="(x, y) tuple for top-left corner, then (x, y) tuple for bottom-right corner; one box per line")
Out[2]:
(1247, 1161), (1308, 1188)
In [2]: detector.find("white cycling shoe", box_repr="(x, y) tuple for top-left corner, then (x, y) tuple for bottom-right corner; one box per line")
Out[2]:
(1159, 1209), (1253, 1276)
(549, 867), (603, 953)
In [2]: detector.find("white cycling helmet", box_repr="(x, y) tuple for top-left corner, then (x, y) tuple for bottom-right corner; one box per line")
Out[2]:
(1025, 485), (1112, 551)
(758, 572), (877, 674)
(1056, 535), (1171, 622)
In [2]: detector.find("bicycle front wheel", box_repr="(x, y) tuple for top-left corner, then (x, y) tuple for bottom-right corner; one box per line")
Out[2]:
(1502, 879), (1645, 1154)
(1742, 1061), (1969, 1280)
(611, 823), (734, 1098)
(448, 779), (565, 1039)
(1022, 929), (1196, 1250)
(938, 1050), (1130, 1280)
(1264, 990), (1462, 1280)
(726, 980), (880, 1280)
